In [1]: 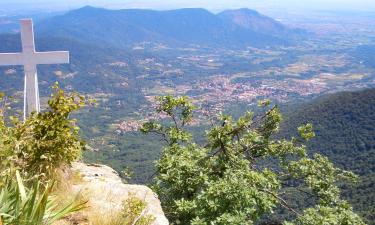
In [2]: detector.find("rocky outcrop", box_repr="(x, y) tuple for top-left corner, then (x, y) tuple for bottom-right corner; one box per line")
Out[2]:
(70, 162), (169, 225)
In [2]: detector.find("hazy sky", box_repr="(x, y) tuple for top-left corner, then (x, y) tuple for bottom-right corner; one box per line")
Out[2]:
(1, 0), (375, 12)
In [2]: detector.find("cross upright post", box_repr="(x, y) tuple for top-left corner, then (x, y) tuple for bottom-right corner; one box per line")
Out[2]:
(0, 19), (69, 121)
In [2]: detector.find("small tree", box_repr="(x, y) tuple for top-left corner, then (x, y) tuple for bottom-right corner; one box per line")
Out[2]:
(141, 96), (365, 225)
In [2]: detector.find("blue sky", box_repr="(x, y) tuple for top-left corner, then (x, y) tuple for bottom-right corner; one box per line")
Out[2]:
(1, 0), (375, 12)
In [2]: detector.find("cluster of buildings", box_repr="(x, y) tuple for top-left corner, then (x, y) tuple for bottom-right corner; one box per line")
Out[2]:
(116, 120), (142, 134)
(112, 43), (374, 133)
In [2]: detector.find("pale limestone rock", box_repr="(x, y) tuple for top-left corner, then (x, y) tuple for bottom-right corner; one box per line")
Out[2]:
(71, 162), (169, 225)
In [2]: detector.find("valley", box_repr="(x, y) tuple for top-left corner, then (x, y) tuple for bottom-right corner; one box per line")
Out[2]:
(0, 2), (375, 224)
(0, 5), (374, 189)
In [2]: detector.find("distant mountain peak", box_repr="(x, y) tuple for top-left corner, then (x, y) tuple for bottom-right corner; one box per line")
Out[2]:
(168, 8), (210, 13)
(218, 8), (302, 38)
(80, 5), (96, 10)
(68, 5), (108, 15)
(229, 8), (260, 15)
(77, 5), (107, 11)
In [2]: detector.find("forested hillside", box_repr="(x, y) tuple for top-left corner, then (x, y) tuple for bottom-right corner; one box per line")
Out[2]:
(281, 88), (375, 224)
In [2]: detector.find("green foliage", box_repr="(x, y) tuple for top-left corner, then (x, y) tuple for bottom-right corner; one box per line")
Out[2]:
(121, 193), (155, 225)
(0, 83), (88, 180)
(141, 96), (195, 145)
(284, 202), (365, 225)
(142, 96), (365, 225)
(0, 171), (85, 225)
(297, 124), (315, 141)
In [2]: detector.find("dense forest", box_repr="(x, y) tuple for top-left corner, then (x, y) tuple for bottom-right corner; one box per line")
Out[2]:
(281, 88), (375, 224)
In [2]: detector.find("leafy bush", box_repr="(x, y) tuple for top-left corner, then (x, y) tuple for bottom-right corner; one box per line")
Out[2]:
(0, 83), (89, 181)
(142, 96), (366, 225)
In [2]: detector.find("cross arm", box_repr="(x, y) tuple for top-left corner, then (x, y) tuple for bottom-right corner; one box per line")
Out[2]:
(34, 51), (70, 65)
(0, 53), (24, 66)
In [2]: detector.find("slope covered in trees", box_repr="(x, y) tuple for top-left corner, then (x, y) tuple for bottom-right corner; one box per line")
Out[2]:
(281, 88), (375, 223)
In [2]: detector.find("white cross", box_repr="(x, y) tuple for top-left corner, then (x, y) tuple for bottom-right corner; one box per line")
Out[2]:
(0, 19), (69, 121)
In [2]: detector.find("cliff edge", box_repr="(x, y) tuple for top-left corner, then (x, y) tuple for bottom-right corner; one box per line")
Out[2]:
(57, 162), (169, 225)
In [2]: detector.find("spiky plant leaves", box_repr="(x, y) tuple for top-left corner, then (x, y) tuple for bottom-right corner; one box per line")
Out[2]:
(0, 172), (86, 225)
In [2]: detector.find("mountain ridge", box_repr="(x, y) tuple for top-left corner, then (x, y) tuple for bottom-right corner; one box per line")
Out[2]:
(35, 6), (302, 48)
(218, 8), (305, 38)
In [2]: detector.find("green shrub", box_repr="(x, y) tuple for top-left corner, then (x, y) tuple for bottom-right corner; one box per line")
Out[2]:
(0, 83), (89, 181)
